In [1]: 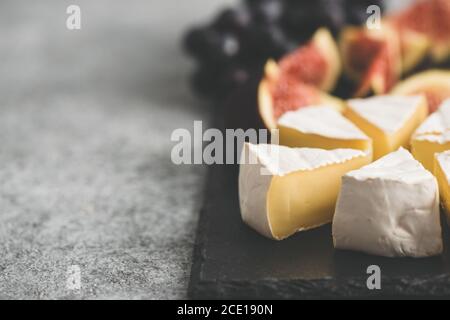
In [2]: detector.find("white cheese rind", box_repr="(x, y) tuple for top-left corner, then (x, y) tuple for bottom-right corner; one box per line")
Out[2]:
(414, 131), (450, 144)
(414, 98), (450, 136)
(332, 148), (443, 258)
(278, 106), (369, 140)
(347, 95), (423, 134)
(242, 143), (367, 176)
(347, 147), (433, 184)
(239, 153), (273, 239)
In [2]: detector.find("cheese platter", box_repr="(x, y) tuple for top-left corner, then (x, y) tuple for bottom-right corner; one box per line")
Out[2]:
(187, 0), (450, 299)
(188, 77), (450, 299)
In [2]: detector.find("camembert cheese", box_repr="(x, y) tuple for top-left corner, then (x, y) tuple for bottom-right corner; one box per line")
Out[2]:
(345, 95), (428, 160)
(238, 143), (371, 240)
(333, 148), (443, 258)
(434, 151), (450, 222)
(412, 99), (450, 172)
(278, 106), (372, 153)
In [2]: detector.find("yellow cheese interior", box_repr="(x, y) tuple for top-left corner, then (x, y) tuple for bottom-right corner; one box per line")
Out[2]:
(279, 125), (372, 152)
(434, 158), (450, 221)
(412, 138), (450, 172)
(266, 153), (371, 240)
(344, 102), (427, 160)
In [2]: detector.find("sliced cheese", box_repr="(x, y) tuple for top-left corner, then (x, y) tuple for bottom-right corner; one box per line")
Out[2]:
(278, 106), (372, 153)
(412, 132), (450, 172)
(345, 95), (428, 160)
(434, 151), (450, 222)
(333, 148), (442, 258)
(412, 99), (450, 172)
(238, 143), (371, 240)
(414, 99), (450, 136)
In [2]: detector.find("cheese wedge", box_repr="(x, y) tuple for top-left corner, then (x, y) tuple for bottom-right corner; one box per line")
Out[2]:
(239, 143), (371, 240)
(412, 132), (450, 172)
(278, 106), (372, 153)
(333, 148), (443, 258)
(414, 99), (450, 136)
(345, 95), (428, 160)
(434, 151), (450, 222)
(412, 99), (450, 172)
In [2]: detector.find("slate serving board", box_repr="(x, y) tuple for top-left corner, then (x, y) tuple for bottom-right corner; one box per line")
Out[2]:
(188, 78), (450, 299)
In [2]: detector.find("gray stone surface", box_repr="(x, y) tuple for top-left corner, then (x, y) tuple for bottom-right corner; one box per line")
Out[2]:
(0, 0), (234, 299)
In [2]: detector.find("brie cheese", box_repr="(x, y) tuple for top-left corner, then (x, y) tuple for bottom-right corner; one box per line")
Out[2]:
(345, 95), (428, 160)
(278, 106), (372, 153)
(414, 99), (450, 136)
(239, 143), (371, 240)
(333, 148), (443, 258)
(434, 150), (450, 222)
(412, 99), (450, 171)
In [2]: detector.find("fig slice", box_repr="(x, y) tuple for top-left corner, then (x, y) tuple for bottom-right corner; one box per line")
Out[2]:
(340, 26), (383, 82)
(258, 71), (344, 130)
(391, 70), (450, 113)
(340, 25), (401, 97)
(257, 28), (344, 130)
(353, 42), (399, 97)
(390, 0), (450, 64)
(258, 63), (344, 130)
(277, 28), (342, 92)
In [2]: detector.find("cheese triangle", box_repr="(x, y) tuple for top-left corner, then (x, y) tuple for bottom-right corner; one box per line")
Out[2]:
(434, 150), (450, 223)
(412, 99), (450, 172)
(278, 106), (372, 153)
(239, 143), (371, 240)
(333, 148), (442, 258)
(415, 99), (450, 136)
(412, 132), (450, 172)
(345, 95), (428, 160)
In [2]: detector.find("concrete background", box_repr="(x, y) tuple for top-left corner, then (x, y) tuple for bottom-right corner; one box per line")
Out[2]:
(0, 0), (235, 299)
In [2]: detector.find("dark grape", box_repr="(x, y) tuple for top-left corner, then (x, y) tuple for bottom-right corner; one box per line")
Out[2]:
(282, 0), (345, 39)
(241, 24), (295, 61)
(245, 0), (284, 24)
(183, 27), (241, 64)
(183, 27), (210, 57)
(320, 0), (346, 35)
(219, 34), (241, 61)
(184, 0), (387, 99)
(282, 10), (319, 41)
(213, 7), (251, 33)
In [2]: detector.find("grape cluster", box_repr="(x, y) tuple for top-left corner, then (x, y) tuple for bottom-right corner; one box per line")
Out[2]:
(184, 0), (385, 99)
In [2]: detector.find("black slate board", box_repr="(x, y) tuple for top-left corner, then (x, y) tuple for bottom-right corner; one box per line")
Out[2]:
(188, 78), (450, 299)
